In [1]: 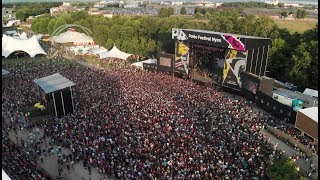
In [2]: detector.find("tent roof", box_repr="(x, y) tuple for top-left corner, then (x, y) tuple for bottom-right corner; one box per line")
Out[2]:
(2, 169), (11, 180)
(52, 30), (94, 44)
(298, 107), (318, 123)
(33, 73), (75, 94)
(12, 32), (28, 40)
(2, 69), (9, 76)
(89, 47), (108, 55)
(3, 20), (20, 27)
(131, 58), (157, 69)
(2, 35), (47, 58)
(303, 88), (318, 98)
(99, 45), (132, 60)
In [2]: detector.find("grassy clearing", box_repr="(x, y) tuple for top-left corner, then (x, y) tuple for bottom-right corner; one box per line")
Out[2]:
(273, 19), (317, 33)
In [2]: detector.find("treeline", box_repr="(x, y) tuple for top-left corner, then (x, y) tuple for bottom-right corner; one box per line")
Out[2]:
(31, 10), (318, 90)
(15, 2), (62, 22)
(222, 2), (277, 8)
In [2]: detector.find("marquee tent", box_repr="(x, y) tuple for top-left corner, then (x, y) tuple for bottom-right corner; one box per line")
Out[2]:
(2, 34), (47, 58)
(89, 47), (108, 55)
(99, 45), (132, 60)
(2, 169), (11, 180)
(12, 32), (28, 40)
(3, 20), (20, 27)
(52, 30), (94, 46)
(131, 58), (157, 69)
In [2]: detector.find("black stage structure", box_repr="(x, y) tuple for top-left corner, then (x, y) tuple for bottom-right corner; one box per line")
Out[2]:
(172, 28), (272, 90)
(33, 73), (75, 118)
(171, 29), (299, 124)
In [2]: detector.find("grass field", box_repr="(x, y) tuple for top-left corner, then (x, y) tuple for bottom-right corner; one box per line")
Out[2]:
(273, 19), (317, 34)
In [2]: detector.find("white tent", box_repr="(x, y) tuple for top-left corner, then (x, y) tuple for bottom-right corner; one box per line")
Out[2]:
(2, 35), (47, 58)
(131, 58), (157, 69)
(52, 30), (94, 45)
(3, 20), (20, 27)
(2, 169), (11, 180)
(12, 32), (28, 40)
(99, 45), (132, 60)
(89, 47), (108, 55)
(36, 34), (43, 40)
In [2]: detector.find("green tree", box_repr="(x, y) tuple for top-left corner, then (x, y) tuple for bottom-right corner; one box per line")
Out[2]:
(180, 7), (187, 15)
(295, 9), (307, 19)
(267, 157), (299, 179)
(280, 11), (288, 18)
(16, 10), (27, 22)
(278, 3), (284, 8)
(158, 7), (174, 18)
(289, 42), (313, 89)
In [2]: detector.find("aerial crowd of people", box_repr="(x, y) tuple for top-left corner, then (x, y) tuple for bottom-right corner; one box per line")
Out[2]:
(2, 50), (317, 179)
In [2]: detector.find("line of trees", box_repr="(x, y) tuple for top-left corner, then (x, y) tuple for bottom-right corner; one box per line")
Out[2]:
(31, 10), (318, 90)
(15, 2), (62, 22)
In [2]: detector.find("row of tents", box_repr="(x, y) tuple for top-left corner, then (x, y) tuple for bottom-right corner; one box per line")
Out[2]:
(2, 28), (157, 68)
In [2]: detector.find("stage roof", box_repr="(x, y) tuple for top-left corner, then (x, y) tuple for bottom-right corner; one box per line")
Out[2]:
(33, 73), (75, 94)
(184, 29), (270, 40)
(172, 28), (272, 51)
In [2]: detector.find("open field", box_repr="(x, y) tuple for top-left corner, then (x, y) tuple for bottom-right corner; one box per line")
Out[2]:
(273, 18), (317, 33)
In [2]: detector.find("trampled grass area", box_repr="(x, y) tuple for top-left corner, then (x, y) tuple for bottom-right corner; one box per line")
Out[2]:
(273, 19), (317, 34)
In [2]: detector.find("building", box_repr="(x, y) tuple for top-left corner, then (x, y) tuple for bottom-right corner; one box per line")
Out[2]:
(50, 3), (76, 16)
(264, 0), (279, 5)
(172, 1), (183, 5)
(2, 8), (16, 20)
(284, 3), (302, 7)
(295, 107), (318, 153)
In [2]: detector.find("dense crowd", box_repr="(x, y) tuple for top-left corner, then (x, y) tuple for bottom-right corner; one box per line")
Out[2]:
(1, 57), (316, 179)
(2, 126), (51, 180)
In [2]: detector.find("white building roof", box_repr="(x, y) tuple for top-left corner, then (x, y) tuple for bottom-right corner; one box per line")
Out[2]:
(99, 45), (132, 60)
(33, 73), (75, 94)
(303, 88), (318, 98)
(298, 107), (318, 123)
(2, 35), (47, 58)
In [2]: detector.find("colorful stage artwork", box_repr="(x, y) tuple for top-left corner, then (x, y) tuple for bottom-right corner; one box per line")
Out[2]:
(222, 49), (248, 89)
(174, 41), (190, 74)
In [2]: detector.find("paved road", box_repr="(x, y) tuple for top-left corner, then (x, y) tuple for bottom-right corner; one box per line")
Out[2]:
(260, 129), (318, 180)
(8, 126), (115, 180)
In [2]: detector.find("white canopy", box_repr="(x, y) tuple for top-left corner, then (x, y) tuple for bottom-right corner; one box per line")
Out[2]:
(12, 32), (28, 40)
(33, 73), (75, 94)
(2, 169), (11, 180)
(52, 30), (94, 45)
(2, 35), (47, 58)
(298, 107), (318, 123)
(3, 20), (20, 27)
(131, 58), (157, 69)
(99, 45), (132, 60)
(89, 47), (108, 55)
